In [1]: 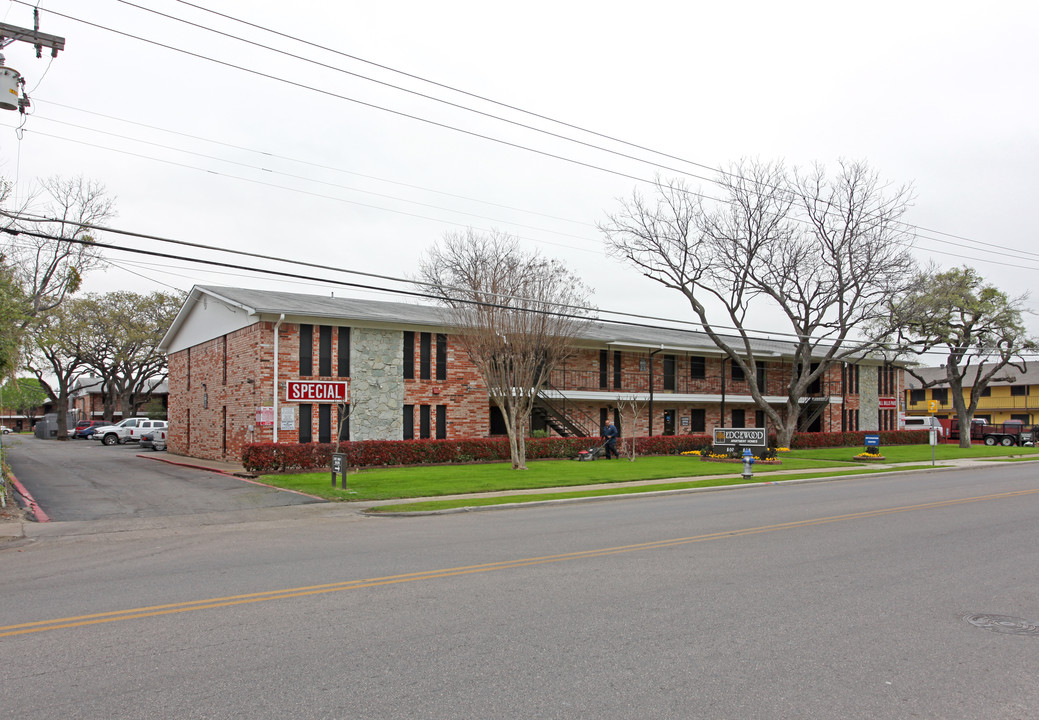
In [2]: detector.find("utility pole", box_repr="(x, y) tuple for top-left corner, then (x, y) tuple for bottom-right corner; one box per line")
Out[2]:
(0, 15), (66, 113)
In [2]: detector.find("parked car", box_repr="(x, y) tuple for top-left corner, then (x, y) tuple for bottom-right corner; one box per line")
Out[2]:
(93, 418), (168, 446)
(1, 426), (10, 434)
(71, 419), (106, 439)
(140, 425), (168, 451)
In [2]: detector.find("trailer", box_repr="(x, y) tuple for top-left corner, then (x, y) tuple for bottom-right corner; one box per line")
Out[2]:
(941, 418), (1036, 447)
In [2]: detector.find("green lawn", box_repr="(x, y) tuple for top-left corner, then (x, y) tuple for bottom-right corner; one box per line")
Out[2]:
(256, 442), (1034, 503)
(370, 466), (941, 513)
(263, 454), (852, 502)
(789, 444), (1039, 463)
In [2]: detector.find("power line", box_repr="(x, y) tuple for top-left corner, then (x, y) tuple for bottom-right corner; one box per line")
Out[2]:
(31, 97), (595, 228)
(17, 3), (1034, 267)
(113, 0), (724, 189)
(4, 124), (602, 256)
(0, 210), (831, 344)
(6, 214), (1033, 360)
(11, 114), (1039, 272)
(114, 0), (1039, 263)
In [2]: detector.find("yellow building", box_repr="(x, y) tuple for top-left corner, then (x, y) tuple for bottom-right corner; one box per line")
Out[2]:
(904, 366), (1039, 424)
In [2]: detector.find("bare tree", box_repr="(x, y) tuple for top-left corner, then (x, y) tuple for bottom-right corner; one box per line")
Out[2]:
(602, 160), (917, 447)
(885, 266), (1036, 447)
(4, 176), (114, 323)
(614, 394), (649, 461)
(419, 229), (594, 470)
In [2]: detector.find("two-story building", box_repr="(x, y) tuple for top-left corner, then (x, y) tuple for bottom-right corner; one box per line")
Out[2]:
(158, 286), (905, 462)
(904, 366), (1039, 424)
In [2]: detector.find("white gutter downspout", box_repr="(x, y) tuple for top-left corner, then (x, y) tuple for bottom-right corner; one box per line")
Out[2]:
(272, 313), (285, 443)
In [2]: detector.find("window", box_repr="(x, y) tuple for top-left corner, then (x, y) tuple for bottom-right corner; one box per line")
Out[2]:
(730, 361), (745, 382)
(755, 410), (765, 428)
(1011, 413), (1030, 423)
(419, 404), (431, 439)
(489, 405), (508, 435)
(299, 324), (313, 376)
(690, 356), (706, 380)
(663, 355), (676, 391)
(299, 404), (312, 443)
(222, 406), (227, 454)
(980, 386), (991, 397)
(402, 405), (414, 440)
(690, 408), (705, 432)
(600, 407), (608, 430)
(318, 404), (331, 444)
(319, 325), (332, 376)
(932, 388), (949, 404)
(756, 363), (766, 390)
(436, 405), (447, 439)
(403, 332), (414, 379)
(1011, 385), (1028, 397)
(613, 351), (622, 390)
(843, 363), (859, 395)
(338, 327), (351, 377)
(599, 350), (608, 389)
(910, 389), (925, 404)
(732, 409), (745, 428)
(420, 332), (432, 380)
(436, 334), (447, 381)
(222, 336), (228, 385)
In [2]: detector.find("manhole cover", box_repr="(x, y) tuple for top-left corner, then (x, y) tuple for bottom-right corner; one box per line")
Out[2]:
(964, 613), (1039, 636)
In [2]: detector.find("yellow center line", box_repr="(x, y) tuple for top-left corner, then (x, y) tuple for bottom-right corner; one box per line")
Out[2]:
(4, 487), (1037, 638)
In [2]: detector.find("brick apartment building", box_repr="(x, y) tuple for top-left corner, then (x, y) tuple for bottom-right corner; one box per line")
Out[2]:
(158, 286), (905, 462)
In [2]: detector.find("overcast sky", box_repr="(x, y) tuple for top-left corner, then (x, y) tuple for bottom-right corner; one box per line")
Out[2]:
(2, 0), (1037, 342)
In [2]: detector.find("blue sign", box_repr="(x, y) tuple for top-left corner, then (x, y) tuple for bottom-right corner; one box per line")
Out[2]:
(864, 434), (880, 447)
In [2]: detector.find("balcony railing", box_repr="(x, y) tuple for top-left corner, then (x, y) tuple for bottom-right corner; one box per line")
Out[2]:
(548, 368), (840, 398)
(906, 395), (1039, 412)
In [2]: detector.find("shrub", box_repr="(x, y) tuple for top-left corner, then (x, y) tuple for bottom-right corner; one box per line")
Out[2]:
(238, 430), (930, 472)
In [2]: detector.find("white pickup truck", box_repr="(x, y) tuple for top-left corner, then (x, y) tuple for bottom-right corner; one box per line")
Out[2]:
(92, 418), (168, 446)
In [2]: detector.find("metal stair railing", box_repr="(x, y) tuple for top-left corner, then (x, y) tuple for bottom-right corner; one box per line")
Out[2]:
(535, 385), (598, 437)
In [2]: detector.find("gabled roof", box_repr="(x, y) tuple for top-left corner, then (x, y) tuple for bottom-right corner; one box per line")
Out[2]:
(905, 364), (1037, 389)
(160, 285), (888, 363)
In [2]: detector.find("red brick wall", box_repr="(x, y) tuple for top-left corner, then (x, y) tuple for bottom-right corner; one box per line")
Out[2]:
(402, 333), (489, 438)
(166, 317), (906, 462)
(168, 322), (267, 460)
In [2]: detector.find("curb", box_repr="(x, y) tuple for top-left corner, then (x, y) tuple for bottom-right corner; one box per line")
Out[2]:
(6, 466), (48, 524)
(136, 454), (325, 502)
(367, 464), (954, 517)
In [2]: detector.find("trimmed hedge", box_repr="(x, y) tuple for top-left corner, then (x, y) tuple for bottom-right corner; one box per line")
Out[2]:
(239, 430), (930, 472)
(241, 434), (713, 472)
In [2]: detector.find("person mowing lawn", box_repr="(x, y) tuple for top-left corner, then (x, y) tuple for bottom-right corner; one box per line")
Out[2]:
(602, 420), (619, 460)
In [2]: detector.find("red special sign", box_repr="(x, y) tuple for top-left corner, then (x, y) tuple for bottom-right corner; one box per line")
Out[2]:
(285, 380), (348, 402)
(879, 397), (897, 409)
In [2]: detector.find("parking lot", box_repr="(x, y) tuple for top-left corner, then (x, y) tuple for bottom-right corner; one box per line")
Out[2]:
(4, 435), (322, 522)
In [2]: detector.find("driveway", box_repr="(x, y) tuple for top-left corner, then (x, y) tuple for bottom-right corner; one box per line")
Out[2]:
(3, 436), (322, 522)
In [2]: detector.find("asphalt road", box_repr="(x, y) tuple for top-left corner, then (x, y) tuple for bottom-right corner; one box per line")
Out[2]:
(2, 459), (1037, 718)
(3, 435), (321, 521)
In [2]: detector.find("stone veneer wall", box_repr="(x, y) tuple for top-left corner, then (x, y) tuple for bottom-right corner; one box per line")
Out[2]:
(859, 364), (880, 431)
(350, 327), (404, 441)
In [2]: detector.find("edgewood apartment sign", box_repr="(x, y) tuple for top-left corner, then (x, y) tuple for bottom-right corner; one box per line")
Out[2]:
(713, 427), (767, 450)
(285, 380), (348, 402)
